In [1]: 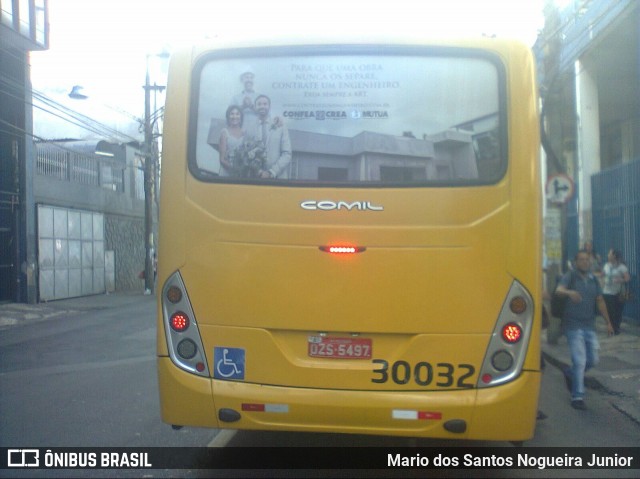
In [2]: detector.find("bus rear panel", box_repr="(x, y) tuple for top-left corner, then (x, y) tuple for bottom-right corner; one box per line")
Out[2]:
(157, 38), (542, 442)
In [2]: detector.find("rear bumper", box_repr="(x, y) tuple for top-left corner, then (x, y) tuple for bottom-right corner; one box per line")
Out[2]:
(158, 357), (540, 441)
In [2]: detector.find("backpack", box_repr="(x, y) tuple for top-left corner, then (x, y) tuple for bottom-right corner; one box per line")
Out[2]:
(550, 271), (576, 318)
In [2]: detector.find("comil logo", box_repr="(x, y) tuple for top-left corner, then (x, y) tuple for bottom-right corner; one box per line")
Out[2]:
(300, 200), (384, 211)
(8, 449), (39, 467)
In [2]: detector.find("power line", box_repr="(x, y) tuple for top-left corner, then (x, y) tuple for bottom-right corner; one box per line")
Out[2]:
(0, 60), (145, 144)
(31, 87), (143, 142)
(0, 117), (146, 175)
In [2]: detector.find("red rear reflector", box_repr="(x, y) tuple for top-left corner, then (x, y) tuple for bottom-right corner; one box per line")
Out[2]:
(242, 403), (266, 412)
(241, 403), (289, 413)
(502, 323), (522, 343)
(418, 411), (442, 420)
(319, 246), (366, 254)
(170, 312), (190, 332)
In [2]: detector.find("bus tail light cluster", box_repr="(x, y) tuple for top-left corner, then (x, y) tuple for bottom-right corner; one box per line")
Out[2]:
(161, 272), (209, 377)
(477, 281), (533, 388)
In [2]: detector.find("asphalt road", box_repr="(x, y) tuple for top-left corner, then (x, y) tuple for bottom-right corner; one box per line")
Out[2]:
(0, 295), (215, 448)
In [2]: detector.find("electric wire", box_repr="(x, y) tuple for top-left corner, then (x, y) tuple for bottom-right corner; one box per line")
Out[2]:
(0, 117), (148, 174)
(0, 49), (153, 145)
(0, 73), (144, 144)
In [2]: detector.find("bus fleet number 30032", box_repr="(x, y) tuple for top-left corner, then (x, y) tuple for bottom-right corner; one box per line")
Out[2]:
(307, 336), (476, 387)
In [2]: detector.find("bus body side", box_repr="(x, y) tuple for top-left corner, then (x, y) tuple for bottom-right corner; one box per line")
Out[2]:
(157, 38), (541, 442)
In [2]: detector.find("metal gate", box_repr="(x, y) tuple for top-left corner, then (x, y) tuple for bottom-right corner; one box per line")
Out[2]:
(592, 160), (640, 322)
(37, 205), (105, 301)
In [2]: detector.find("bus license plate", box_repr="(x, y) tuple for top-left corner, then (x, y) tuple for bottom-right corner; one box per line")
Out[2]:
(308, 337), (372, 359)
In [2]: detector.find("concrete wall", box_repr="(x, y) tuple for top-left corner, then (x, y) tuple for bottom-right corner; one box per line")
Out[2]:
(35, 173), (147, 294)
(105, 214), (145, 292)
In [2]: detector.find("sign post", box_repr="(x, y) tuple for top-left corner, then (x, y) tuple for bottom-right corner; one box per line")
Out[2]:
(545, 174), (574, 205)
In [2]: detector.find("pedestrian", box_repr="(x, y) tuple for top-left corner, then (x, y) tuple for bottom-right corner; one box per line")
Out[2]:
(602, 248), (631, 335)
(583, 240), (603, 283)
(555, 249), (614, 410)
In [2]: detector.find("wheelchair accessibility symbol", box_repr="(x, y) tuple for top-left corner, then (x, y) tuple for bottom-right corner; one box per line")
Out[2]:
(214, 347), (245, 380)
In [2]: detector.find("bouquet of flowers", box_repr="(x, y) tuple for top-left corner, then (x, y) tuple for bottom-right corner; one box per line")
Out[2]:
(229, 139), (267, 178)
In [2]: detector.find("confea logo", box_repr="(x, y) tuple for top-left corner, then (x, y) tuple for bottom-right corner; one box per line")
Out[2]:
(283, 110), (347, 120)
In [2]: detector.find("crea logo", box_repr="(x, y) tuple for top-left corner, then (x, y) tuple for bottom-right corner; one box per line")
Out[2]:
(300, 200), (384, 211)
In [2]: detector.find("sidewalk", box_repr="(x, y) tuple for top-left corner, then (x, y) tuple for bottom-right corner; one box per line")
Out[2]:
(542, 314), (640, 425)
(2, 293), (639, 424)
(0, 291), (150, 329)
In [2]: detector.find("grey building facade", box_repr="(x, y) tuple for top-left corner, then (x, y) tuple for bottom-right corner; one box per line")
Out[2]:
(1, 0), (49, 303)
(2, 1), (150, 303)
(34, 140), (147, 300)
(535, 0), (639, 321)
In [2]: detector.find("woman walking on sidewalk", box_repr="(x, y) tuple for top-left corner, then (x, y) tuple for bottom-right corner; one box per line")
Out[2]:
(602, 249), (631, 335)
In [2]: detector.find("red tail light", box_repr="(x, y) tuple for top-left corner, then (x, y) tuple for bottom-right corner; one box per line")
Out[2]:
(162, 272), (210, 377)
(478, 281), (533, 388)
(170, 312), (190, 332)
(501, 323), (522, 343)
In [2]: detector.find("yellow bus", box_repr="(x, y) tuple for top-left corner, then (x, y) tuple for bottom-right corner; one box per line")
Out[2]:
(157, 37), (542, 442)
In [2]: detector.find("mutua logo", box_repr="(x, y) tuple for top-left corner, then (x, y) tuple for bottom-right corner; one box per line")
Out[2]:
(300, 200), (384, 211)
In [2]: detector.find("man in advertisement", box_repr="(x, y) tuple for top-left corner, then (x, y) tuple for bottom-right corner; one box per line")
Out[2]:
(231, 70), (259, 133)
(251, 95), (291, 179)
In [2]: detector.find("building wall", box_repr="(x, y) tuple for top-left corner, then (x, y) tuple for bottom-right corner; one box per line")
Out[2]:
(1, 0), (49, 304)
(536, 0), (639, 320)
(0, 48), (26, 302)
(105, 214), (145, 292)
(0, 47), (37, 303)
(34, 143), (147, 296)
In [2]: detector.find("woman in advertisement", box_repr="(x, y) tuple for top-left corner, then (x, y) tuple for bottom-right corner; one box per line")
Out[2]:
(217, 105), (245, 177)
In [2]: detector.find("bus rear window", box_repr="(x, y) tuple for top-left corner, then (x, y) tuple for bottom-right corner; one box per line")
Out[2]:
(191, 49), (505, 186)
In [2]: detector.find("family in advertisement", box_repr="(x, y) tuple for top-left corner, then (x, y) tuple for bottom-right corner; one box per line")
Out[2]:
(213, 70), (292, 179)
(206, 62), (396, 180)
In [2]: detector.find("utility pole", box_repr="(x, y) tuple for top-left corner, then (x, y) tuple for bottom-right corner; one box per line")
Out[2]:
(143, 62), (165, 294)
